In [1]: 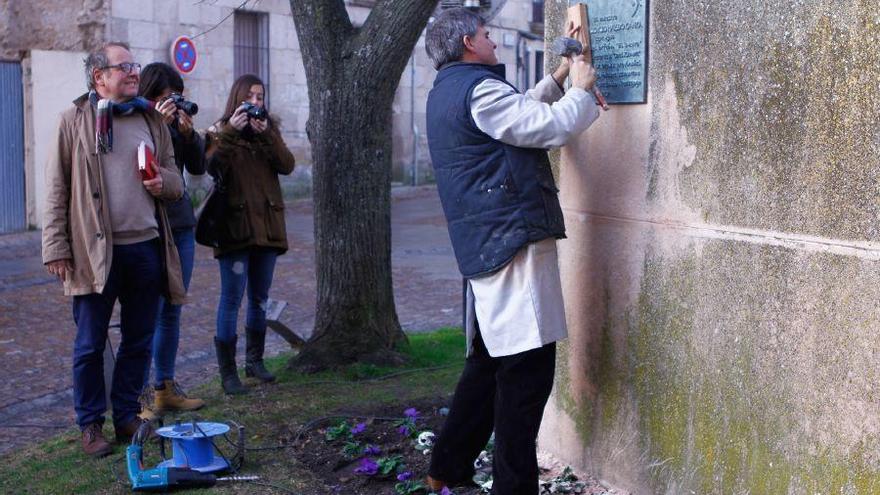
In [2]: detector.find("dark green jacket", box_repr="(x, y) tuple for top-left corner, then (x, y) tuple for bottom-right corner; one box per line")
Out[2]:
(206, 119), (296, 257)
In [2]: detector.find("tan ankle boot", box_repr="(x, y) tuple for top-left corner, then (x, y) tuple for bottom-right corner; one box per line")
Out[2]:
(154, 380), (205, 412)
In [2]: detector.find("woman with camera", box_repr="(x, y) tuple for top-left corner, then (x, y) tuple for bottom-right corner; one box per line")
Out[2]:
(137, 62), (206, 414)
(206, 74), (296, 395)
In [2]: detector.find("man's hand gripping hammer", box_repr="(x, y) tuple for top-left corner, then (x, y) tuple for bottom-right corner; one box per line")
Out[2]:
(551, 37), (609, 110)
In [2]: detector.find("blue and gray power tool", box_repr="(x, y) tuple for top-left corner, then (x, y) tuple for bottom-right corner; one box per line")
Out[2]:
(126, 444), (217, 491)
(126, 419), (255, 492)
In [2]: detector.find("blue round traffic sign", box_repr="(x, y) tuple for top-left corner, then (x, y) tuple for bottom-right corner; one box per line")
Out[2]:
(170, 36), (197, 74)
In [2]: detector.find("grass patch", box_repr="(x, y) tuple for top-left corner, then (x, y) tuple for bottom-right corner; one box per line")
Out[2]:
(0, 328), (465, 494)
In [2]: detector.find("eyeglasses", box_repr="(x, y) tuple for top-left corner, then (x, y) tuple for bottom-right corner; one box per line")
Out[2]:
(102, 62), (141, 74)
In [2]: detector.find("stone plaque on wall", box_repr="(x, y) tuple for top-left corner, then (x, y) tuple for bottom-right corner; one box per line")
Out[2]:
(570, 0), (649, 104)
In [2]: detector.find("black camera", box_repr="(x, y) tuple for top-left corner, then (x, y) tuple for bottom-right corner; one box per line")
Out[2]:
(167, 93), (198, 116)
(242, 102), (268, 121)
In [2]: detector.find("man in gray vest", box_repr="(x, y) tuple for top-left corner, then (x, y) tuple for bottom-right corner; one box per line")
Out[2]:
(424, 8), (601, 494)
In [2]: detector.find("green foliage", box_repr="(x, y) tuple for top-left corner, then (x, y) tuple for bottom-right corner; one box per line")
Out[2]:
(324, 420), (352, 441)
(395, 479), (426, 494)
(376, 454), (405, 476)
(342, 440), (363, 459)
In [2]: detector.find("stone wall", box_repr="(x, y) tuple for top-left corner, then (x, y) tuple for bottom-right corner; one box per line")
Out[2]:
(539, 1), (880, 493)
(0, 0), (106, 60)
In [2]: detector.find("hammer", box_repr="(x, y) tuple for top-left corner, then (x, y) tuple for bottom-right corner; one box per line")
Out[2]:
(551, 37), (609, 110)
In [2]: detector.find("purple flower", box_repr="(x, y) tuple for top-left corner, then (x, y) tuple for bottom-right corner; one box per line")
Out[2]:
(403, 408), (419, 420)
(354, 457), (379, 476)
(441, 488), (453, 495)
(397, 425), (410, 437)
(396, 471), (413, 482)
(351, 422), (366, 435)
(363, 444), (381, 456)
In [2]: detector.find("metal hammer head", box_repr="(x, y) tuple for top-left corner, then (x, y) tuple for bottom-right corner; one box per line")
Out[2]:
(551, 37), (583, 58)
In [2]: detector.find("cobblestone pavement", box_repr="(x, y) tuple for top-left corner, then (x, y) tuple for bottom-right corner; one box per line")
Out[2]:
(0, 186), (462, 456)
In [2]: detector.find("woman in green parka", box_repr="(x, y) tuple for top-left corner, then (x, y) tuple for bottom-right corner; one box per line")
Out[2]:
(206, 74), (295, 395)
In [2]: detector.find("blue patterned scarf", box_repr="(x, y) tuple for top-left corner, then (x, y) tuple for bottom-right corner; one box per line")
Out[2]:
(89, 91), (151, 154)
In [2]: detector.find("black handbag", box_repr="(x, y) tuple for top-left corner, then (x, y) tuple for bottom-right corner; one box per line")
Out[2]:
(194, 170), (226, 248)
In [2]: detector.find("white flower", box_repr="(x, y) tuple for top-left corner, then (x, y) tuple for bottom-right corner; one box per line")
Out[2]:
(474, 450), (491, 469)
(417, 431), (436, 447)
(479, 478), (493, 493)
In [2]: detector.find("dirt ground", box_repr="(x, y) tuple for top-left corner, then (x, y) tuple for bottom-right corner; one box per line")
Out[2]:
(291, 397), (609, 495)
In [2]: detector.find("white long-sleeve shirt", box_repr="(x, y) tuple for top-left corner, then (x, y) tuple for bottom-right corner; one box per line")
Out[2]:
(464, 74), (599, 357)
(471, 74), (599, 148)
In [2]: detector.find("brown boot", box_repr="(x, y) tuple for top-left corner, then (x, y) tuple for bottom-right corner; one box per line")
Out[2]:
(114, 417), (156, 444)
(154, 380), (205, 412)
(81, 422), (112, 458)
(425, 475), (448, 492)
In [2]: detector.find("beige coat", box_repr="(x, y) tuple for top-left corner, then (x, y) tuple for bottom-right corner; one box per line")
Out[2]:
(41, 94), (187, 304)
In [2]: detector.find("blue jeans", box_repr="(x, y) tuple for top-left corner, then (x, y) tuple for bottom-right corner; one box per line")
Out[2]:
(216, 247), (277, 343)
(150, 228), (195, 386)
(72, 239), (161, 428)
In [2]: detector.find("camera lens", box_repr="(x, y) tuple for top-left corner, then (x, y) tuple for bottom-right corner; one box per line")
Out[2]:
(247, 106), (267, 120)
(180, 101), (198, 116)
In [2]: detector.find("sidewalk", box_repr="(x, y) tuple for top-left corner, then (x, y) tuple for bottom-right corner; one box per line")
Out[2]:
(0, 186), (462, 456)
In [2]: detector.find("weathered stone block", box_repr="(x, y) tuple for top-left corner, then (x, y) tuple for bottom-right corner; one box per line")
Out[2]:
(128, 20), (160, 49)
(112, 0), (154, 21)
(177, 1), (200, 25)
(108, 18), (129, 43)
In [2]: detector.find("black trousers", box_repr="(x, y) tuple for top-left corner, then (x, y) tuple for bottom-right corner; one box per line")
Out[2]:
(429, 327), (557, 495)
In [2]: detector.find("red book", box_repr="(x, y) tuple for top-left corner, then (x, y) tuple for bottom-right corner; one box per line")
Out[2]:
(137, 140), (158, 180)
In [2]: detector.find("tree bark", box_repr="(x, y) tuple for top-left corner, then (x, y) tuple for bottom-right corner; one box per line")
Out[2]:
(289, 0), (439, 371)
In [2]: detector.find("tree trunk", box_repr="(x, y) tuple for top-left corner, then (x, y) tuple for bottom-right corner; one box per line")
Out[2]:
(288, 0), (439, 371)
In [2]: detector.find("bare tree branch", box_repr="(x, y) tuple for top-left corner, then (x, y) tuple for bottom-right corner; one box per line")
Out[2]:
(290, 0), (354, 61)
(192, 0), (258, 39)
(290, 0), (357, 109)
(353, 0), (438, 96)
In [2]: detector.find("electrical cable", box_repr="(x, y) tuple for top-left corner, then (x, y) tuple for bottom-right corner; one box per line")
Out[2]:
(110, 454), (127, 487)
(295, 363), (458, 387)
(237, 363), (459, 451)
(191, 0), (259, 39)
(195, 421), (241, 473)
(0, 362), (456, 430)
(0, 423), (68, 429)
(245, 414), (412, 452)
(249, 479), (301, 494)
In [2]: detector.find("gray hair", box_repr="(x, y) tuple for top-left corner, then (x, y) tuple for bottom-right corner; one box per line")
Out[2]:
(84, 41), (130, 90)
(425, 9), (485, 69)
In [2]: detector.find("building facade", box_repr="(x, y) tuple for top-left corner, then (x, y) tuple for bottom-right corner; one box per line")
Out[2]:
(0, 0), (547, 231)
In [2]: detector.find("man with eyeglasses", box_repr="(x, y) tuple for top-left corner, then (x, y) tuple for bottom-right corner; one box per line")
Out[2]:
(42, 41), (185, 457)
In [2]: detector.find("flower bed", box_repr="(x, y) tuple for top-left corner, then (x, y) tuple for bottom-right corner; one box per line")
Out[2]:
(291, 397), (607, 495)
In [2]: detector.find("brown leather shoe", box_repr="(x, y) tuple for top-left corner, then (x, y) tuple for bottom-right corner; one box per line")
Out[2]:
(81, 423), (112, 458)
(426, 475), (448, 492)
(114, 417), (156, 444)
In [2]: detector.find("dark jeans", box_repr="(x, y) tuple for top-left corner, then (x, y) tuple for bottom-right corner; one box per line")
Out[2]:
(216, 247), (277, 342)
(150, 228), (195, 385)
(429, 328), (556, 495)
(72, 239), (162, 428)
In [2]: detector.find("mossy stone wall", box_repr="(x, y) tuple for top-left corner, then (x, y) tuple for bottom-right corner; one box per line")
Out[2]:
(540, 2), (880, 493)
